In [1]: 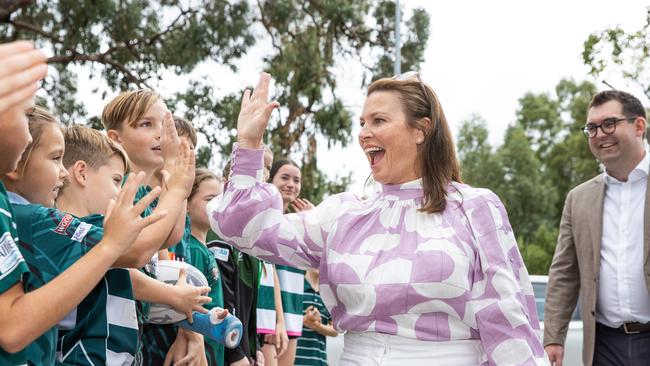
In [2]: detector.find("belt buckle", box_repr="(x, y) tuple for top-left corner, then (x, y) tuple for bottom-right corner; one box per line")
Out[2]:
(623, 323), (640, 334)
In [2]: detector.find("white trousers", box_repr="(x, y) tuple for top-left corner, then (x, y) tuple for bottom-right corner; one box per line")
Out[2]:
(339, 332), (487, 366)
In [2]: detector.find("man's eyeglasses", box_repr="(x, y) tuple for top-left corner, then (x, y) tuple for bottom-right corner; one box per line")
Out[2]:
(582, 117), (637, 138)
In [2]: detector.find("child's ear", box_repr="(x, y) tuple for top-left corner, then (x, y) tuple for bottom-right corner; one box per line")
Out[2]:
(70, 161), (89, 187)
(4, 170), (20, 182)
(107, 129), (122, 143)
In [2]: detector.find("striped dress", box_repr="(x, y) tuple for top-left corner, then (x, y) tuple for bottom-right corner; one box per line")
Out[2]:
(295, 280), (331, 366)
(276, 265), (305, 337)
(257, 262), (277, 335)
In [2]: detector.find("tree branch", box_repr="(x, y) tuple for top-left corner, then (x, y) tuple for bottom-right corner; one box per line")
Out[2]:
(48, 53), (150, 88)
(10, 19), (66, 44)
(255, 0), (283, 53)
(0, 0), (32, 22)
(102, 6), (196, 57)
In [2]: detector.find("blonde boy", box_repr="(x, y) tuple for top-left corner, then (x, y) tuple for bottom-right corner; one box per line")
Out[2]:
(55, 126), (210, 365)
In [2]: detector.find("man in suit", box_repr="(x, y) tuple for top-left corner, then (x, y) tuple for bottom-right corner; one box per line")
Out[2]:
(544, 90), (650, 366)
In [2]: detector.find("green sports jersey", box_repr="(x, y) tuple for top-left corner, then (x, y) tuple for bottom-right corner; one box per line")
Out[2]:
(206, 231), (261, 363)
(141, 233), (225, 366)
(168, 215), (191, 262)
(0, 184), (29, 365)
(10, 200), (107, 366)
(294, 280), (331, 366)
(56, 214), (138, 366)
(132, 184), (158, 365)
(140, 215), (193, 365)
(187, 235), (224, 366)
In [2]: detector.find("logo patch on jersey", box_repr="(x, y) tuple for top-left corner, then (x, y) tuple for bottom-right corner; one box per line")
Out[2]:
(0, 232), (24, 277)
(210, 247), (230, 262)
(71, 222), (92, 242)
(212, 267), (219, 281)
(53, 213), (74, 235)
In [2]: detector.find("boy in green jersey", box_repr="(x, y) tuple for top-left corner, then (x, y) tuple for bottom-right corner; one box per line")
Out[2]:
(54, 125), (211, 365)
(0, 104), (166, 365)
(138, 115), (208, 365)
(0, 43), (168, 365)
(103, 92), (207, 364)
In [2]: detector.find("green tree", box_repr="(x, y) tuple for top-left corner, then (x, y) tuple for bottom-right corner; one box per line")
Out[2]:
(456, 114), (503, 191)
(1, 0), (255, 125)
(1, 0), (430, 203)
(457, 79), (600, 274)
(496, 125), (557, 242)
(582, 8), (650, 98)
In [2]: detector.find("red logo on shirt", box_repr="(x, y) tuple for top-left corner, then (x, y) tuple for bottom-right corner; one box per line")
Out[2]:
(53, 214), (74, 235)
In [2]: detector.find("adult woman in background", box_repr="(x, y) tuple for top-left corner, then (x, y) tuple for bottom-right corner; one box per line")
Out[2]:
(208, 73), (548, 365)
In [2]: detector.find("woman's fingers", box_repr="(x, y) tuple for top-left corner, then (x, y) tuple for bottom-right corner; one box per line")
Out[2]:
(240, 89), (251, 109)
(251, 73), (271, 102)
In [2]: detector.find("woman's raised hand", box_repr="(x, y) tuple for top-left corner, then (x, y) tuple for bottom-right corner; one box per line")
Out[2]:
(237, 73), (279, 148)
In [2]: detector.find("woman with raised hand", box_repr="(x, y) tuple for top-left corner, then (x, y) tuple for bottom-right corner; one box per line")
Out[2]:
(207, 73), (548, 366)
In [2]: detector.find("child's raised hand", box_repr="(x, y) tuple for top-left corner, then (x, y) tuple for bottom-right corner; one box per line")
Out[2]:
(102, 171), (167, 252)
(237, 73), (279, 148)
(0, 41), (47, 115)
(161, 139), (195, 197)
(161, 111), (181, 164)
(169, 268), (211, 323)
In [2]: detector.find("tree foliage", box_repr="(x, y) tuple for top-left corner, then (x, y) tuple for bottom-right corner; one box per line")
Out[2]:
(457, 79), (600, 274)
(582, 7), (650, 98)
(1, 0), (430, 203)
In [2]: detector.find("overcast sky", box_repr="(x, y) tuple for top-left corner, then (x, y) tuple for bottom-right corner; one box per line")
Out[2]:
(75, 0), (650, 195)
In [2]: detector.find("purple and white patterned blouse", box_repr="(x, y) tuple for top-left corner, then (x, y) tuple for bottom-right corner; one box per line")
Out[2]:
(207, 145), (548, 366)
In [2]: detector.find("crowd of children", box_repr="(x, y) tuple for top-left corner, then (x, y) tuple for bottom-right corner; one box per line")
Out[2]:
(0, 40), (337, 366)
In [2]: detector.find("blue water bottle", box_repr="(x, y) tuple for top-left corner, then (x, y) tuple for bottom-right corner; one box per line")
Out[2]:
(178, 308), (243, 348)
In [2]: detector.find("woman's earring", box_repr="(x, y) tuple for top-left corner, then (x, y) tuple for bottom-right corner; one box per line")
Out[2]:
(416, 139), (423, 144)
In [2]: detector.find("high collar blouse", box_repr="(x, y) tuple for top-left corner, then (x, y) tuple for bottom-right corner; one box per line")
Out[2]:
(207, 145), (547, 366)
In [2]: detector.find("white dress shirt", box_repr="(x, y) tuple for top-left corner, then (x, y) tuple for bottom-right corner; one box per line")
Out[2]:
(597, 151), (650, 327)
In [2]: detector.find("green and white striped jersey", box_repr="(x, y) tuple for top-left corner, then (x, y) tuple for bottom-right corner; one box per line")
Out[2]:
(10, 196), (118, 365)
(0, 184), (29, 366)
(276, 265), (305, 337)
(256, 262), (276, 335)
(295, 280), (331, 366)
(56, 214), (138, 366)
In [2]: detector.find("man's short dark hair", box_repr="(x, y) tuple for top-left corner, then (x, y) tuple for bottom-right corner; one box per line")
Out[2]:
(589, 90), (646, 119)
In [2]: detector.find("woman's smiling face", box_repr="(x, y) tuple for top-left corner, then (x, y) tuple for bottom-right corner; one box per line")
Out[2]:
(358, 91), (422, 184)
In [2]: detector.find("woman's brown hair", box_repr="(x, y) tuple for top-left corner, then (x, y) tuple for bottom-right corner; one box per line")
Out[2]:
(366, 76), (461, 213)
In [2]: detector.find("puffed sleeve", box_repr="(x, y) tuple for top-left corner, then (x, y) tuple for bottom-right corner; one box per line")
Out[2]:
(464, 191), (549, 366)
(206, 144), (348, 270)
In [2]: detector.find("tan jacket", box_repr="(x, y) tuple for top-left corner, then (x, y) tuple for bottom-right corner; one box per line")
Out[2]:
(544, 173), (650, 366)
